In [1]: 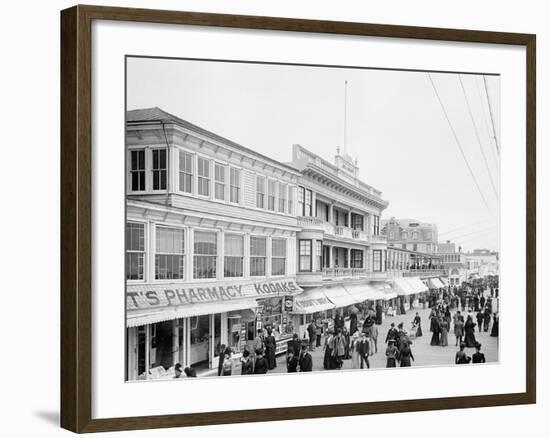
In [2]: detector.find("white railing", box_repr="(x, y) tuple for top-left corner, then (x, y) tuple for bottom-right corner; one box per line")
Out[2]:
(323, 267), (368, 278)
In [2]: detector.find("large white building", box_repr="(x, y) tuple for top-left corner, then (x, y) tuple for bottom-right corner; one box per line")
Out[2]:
(125, 108), (303, 380)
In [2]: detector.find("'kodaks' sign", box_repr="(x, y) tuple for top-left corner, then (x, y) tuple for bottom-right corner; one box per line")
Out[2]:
(127, 279), (302, 310)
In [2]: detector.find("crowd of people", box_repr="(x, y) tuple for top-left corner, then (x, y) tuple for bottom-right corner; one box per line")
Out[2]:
(177, 278), (498, 378)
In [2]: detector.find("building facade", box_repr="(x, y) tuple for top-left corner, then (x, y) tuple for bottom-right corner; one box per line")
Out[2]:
(381, 217), (439, 253)
(125, 108), (303, 380)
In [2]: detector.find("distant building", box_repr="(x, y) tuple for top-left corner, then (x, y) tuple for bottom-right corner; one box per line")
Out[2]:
(464, 248), (499, 278)
(436, 240), (467, 286)
(381, 217), (438, 253)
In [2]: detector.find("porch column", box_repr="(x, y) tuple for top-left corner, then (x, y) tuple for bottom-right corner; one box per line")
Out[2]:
(328, 203), (334, 224)
(346, 247), (351, 268)
(172, 319), (179, 366)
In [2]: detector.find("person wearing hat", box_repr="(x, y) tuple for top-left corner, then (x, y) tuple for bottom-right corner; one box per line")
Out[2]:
(299, 344), (313, 372)
(385, 339), (398, 368)
(455, 343), (471, 364)
(323, 329), (335, 370)
(398, 339), (414, 367)
(472, 343), (486, 363)
(385, 322), (398, 345)
(184, 366), (197, 377)
(350, 330), (361, 369)
(358, 331), (371, 369)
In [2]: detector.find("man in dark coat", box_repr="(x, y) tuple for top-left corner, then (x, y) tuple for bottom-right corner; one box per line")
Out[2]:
(286, 350), (298, 372)
(264, 328), (277, 370)
(286, 333), (301, 358)
(385, 322), (398, 345)
(298, 345), (313, 372)
(476, 310), (484, 333)
(357, 332), (370, 369)
(253, 350), (269, 374)
(307, 321), (317, 351)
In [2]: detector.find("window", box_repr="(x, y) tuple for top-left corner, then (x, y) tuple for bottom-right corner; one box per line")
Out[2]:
(299, 240), (312, 272)
(288, 186), (294, 214)
(412, 231), (419, 240)
(250, 237), (267, 276)
(193, 231), (217, 279)
(351, 249), (364, 269)
(230, 168), (240, 203)
(130, 150), (145, 191)
(224, 234), (243, 278)
(373, 215), (380, 235)
(297, 186), (312, 216)
(389, 231), (395, 240)
(373, 249), (382, 272)
(297, 187), (305, 216)
(155, 227), (185, 279)
(256, 176), (266, 208)
(268, 180), (276, 211)
(152, 149), (167, 190)
(179, 151), (193, 193)
(305, 188), (312, 216)
(315, 240), (322, 272)
(214, 163), (225, 200)
(402, 232), (408, 240)
(197, 157), (210, 197)
(126, 222), (145, 280)
(271, 238), (286, 276)
(278, 183), (286, 213)
(351, 213), (364, 231)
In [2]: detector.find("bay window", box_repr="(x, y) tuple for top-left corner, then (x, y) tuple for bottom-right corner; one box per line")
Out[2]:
(224, 234), (243, 278)
(178, 150), (193, 193)
(152, 149), (167, 190)
(193, 231), (217, 279)
(126, 222), (145, 280)
(155, 227), (185, 280)
(130, 149), (145, 191)
(250, 237), (267, 276)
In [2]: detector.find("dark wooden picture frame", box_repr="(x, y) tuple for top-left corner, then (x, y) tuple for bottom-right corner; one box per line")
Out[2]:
(60, 4), (536, 433)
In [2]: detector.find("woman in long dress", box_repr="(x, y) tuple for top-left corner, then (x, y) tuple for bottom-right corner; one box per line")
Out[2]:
(350, 332), (361, 369)
(399, 342), (415, 367)
(323, 330), (334, 369)
(430, 317), (440, 346)
(413, 313), (422, 337)
(439, 318), (449, 347)
(454, 313), (464, 346)
(464, 315), (477, 348)
(385, 339), (398, 368)
(264, 329), (277, 370)
(490, 313), (499, 337)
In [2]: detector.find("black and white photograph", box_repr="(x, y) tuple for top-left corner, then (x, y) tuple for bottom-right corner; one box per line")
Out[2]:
(125, 56), (501, 381)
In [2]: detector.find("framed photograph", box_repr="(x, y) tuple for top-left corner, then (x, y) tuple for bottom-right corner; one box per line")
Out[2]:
(60, 5), (536, 433)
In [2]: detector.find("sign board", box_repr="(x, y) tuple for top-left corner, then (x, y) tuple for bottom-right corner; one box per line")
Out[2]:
(127, 278), (302, 311)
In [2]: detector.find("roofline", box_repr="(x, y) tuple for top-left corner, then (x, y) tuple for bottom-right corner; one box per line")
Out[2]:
(127, 109), (301, 175)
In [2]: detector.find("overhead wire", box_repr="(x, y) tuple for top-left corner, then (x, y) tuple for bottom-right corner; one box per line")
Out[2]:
(427, 73), (497, 221)
(458, 74), (500, 201)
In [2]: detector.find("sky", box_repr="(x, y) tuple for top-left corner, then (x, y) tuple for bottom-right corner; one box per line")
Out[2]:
(127, 57), (500, 252)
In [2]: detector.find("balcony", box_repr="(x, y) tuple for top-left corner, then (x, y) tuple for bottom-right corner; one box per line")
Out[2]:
(298, 216), (371, 243)
(370, 235), (387, 244)
(322, 268), (387, 281)
(403, 269), (447, 278)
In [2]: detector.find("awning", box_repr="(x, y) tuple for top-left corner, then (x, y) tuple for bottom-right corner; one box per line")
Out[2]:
(384, 292), (398, 300)
(127, 298), (259, 327)
(292, 289), (335, 314)
(439, 277), (449, 287)
(324, 285), (357, 308)
(428, 278), (445, 289)
(393, 278), (416, 296)
(344, 283), (387, 302)
(407, 277), (429, 294)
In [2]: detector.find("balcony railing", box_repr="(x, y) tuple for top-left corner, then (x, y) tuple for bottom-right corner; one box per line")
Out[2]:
(322, 267), (368, 278)
(403, 269), (447, 277)
(298, 216), (372, 243)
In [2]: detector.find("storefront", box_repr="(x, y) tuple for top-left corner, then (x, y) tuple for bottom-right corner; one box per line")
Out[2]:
(126, 278), (302, 380)
(392, 277), (428, 312)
